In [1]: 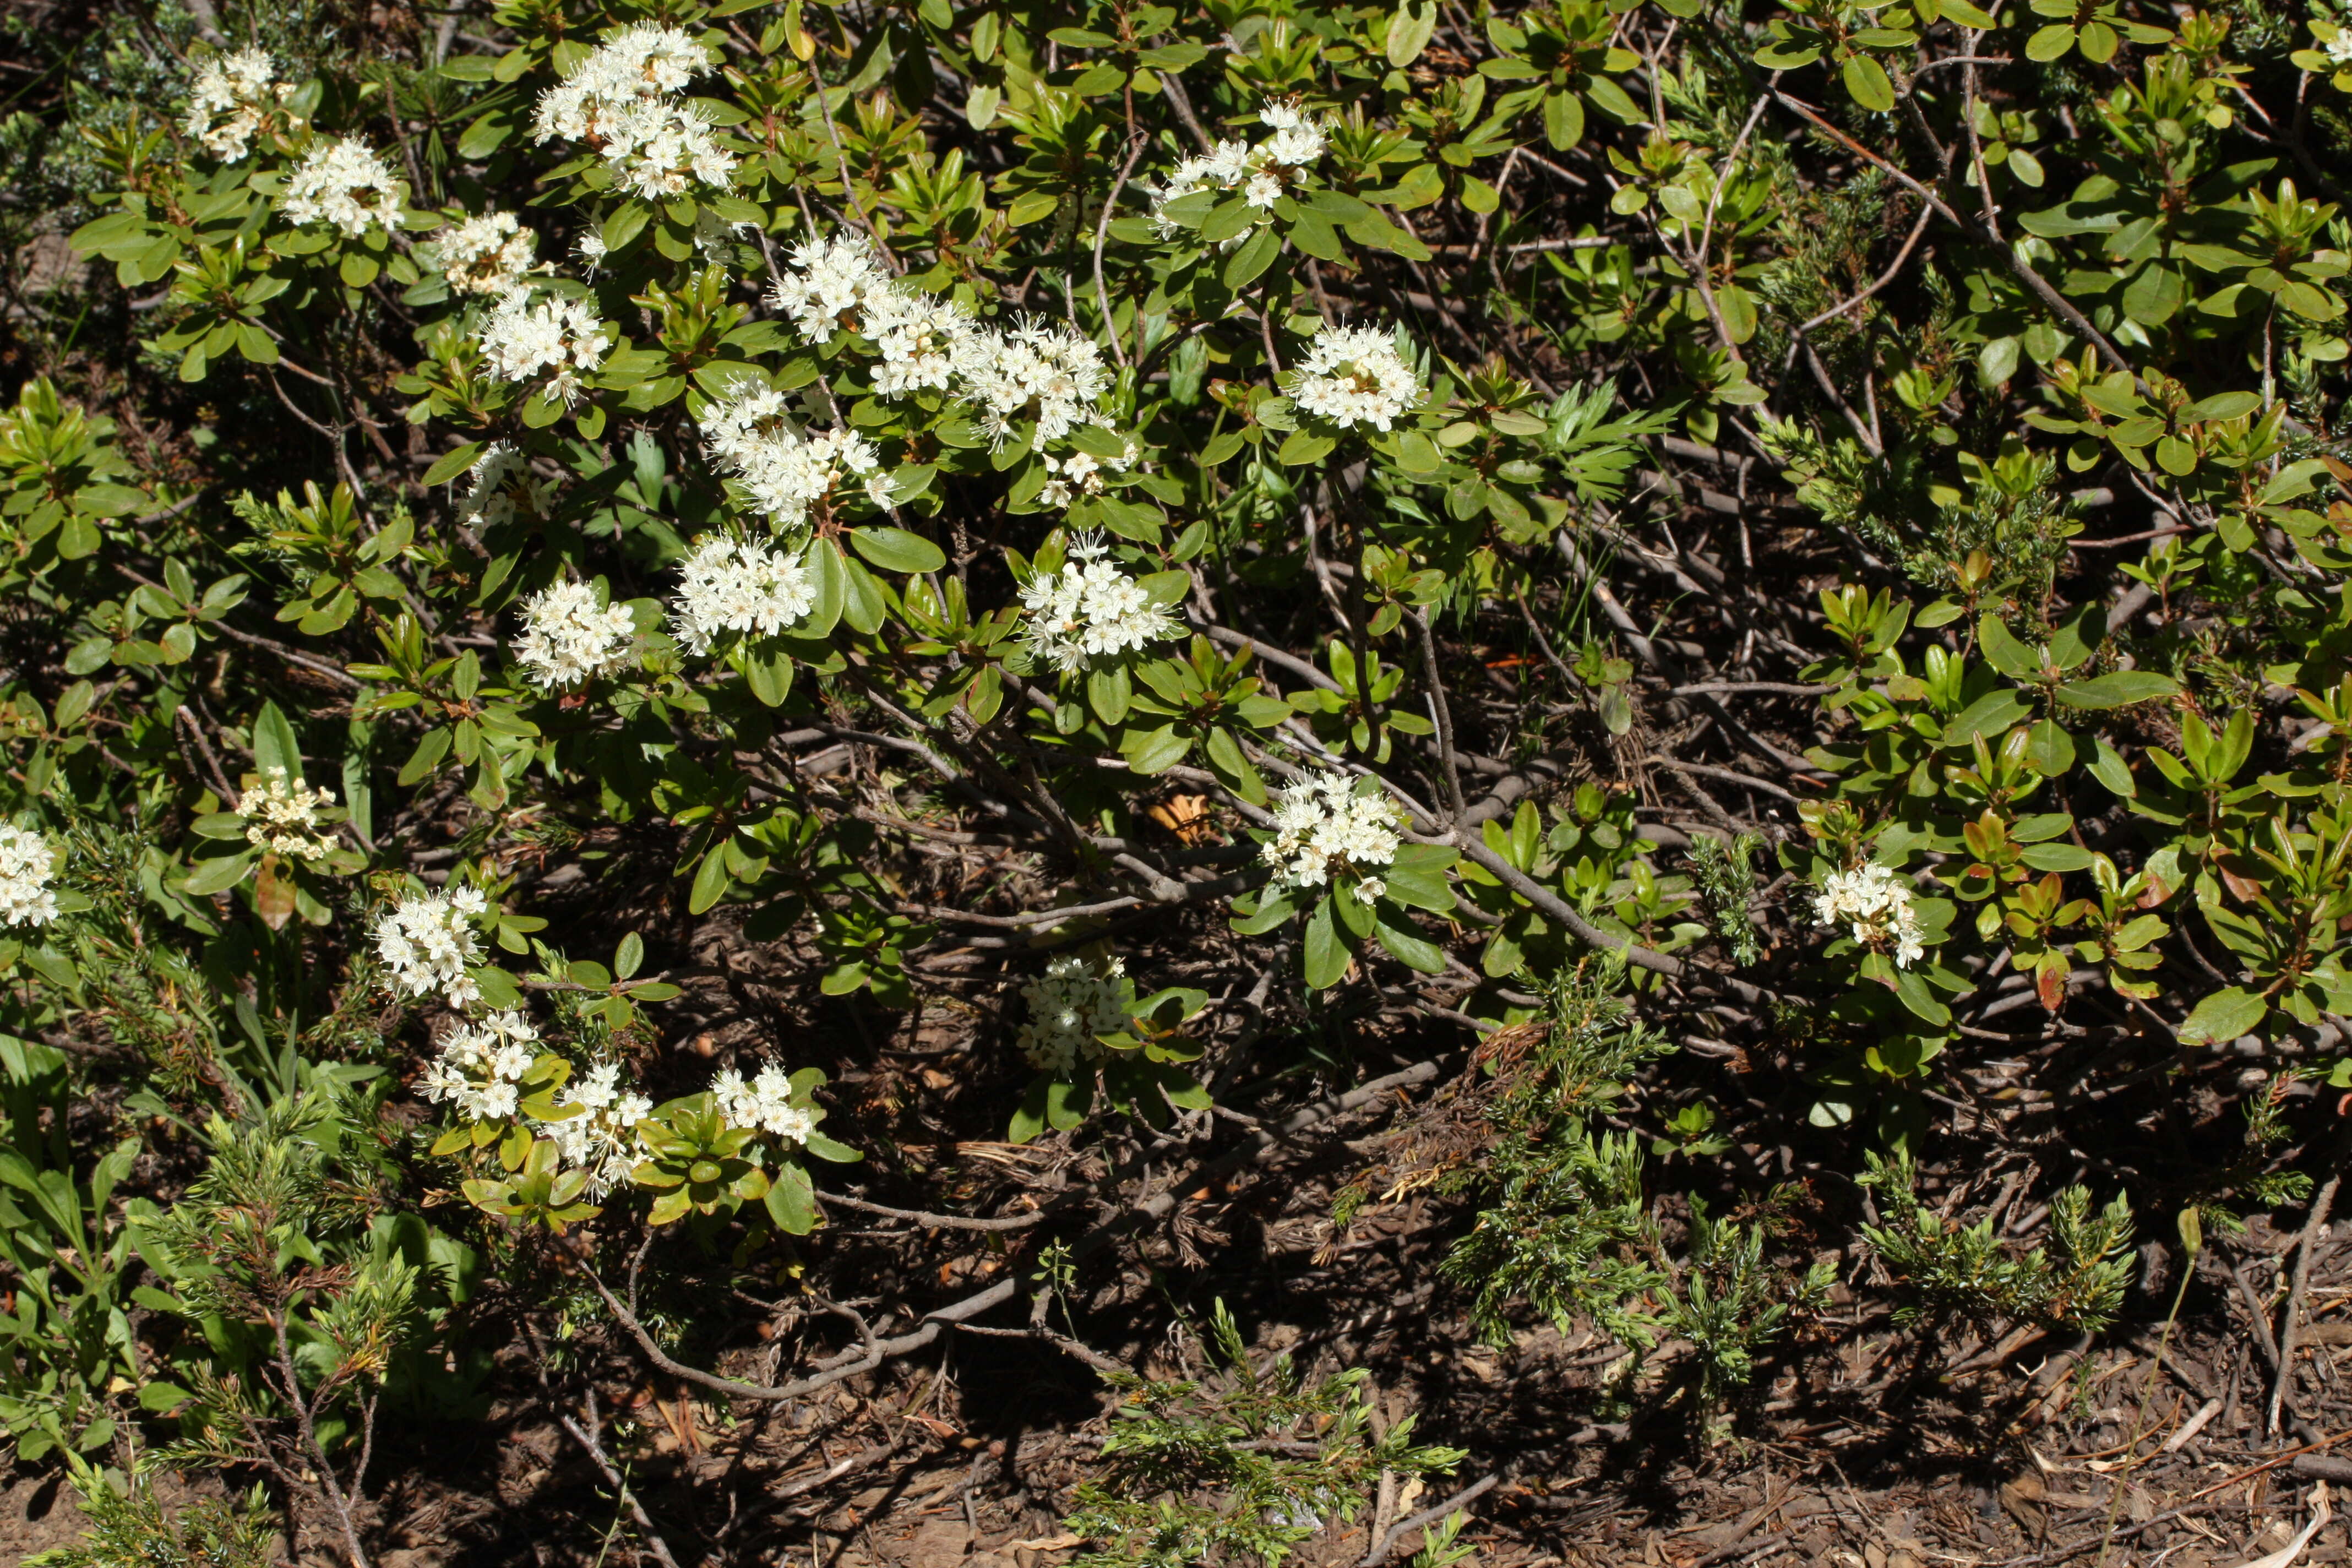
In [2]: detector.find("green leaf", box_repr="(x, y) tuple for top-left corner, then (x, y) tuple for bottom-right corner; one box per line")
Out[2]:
(1223, 224), (1282, 290)
(181, 853), (254, 896)
(688, 846), (733, 915)
(1303, 898), (1349, 989)
(2054, 671), (2179, 709)
(1382, 845), (1457, 911)
(1841, 52), (1895, 111)
(1200, 194), (1260, 246)
(2089, 736), (2137, 797)
(2177, 986), (2267, 1047)
(847, 525), (946, 574)
(1977, 613), (2040, 677)
(1543, 89), (1586, 150)
(1714, 284), (1758, 344)
(2026, 21), (2077, 59)
(1940, 689), (2034, 748)
(251, 700), (303, 782)
(1387, 0), (1439, 66)
(1892, 967), (1951, 1026)
(764, 1161), (819, 1234)
(802, 1131), (861, 1163)
(1374, 918), (1446, 972)
(1229, 891), (1296, 935)
(1008, 1080), (1049, 1144)
(423, 442), (486, 487)
(1087, 663), (1133, 725)
(397, 726), (452, 786)
(2018, 842), (2095, 872)
(1119, 723), (1191, 774)
(2024, 718), (2077, 776)
(745, 650), (793, 708)
(1277, 429), (1337, 466)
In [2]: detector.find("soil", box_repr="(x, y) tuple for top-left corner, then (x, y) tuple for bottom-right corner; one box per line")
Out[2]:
(0, 1161), (2315, 1568)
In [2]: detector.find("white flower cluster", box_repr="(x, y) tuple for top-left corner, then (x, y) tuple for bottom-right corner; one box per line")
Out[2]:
(771, 236), (977, 397)
(711, 1061), (816, 1143)
(479, 287), (608, 405)
(1016, 953), (1129, 1074)
(416, 1010), (652, 1194)
(1286, 324), (1423, 432)
(1148, 97), (1332, 232)
(1813, 862), (1926, 968)
(514, 580), (636, 689)
(1264, 770), (1403, 900)
(954, 318), (1111, 449)
(547, 1060), (655, 1196)
(240, 767), (337, 862)
(1018, 535), (1180, 674)
(669, 535), (816, 655)
(1036, 443), (1136, 509)
(768, 233), (903, 342)
(280, 138), (405, 239)
(699, 380), (889, 530)
(0, 826), (59, 929)
(531, 24), (736, 199)
(766, 236), (1109, 448)
(2329, 26), (2352, 66)
(374, 885), (488, 1009)
(439, 211), (536, 296)
(418, 1009), (541, 1122)
(458, 443), (553, 530)
(184, 47), (291, 161)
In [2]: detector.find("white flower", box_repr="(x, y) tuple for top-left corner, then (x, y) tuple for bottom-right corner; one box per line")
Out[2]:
(280, 138), (406, 239)
(1264, 770), (1403, 892)
(419, 1009), (541, 1123)
(240, 767), (337, 862)
(767, 232), (900, 343)
(514, 580), (636, 689)
(1016, 953), (1129, 1074)
(1257, 98), (1331, 168)
(698, 380), (883, 531)
(532, 24), (736, 197)
(868, 289), (976, 396)
(184, 48), (292, 161)
(457, 442), (552, 531)
(544, 1060), (654, 1196)
(1813, 862), (1927, 968)
(478, 285), (609, 405)
(711, 1061), (816, 1142)
(763, 231), (1113, 453)
(1019, 533), (1180, 674)
(373, 885), (489, 1009)
(952, 315), (1110, 449)
(2331, 28), (2352, 66)
(1285, 323), (1423, 432)
(1035, 441), (1137, 509)
(0, 826), (59, 929)
(1147, 96), (1331, 235)
(764, 231), (978, 393)
(599, 98), (738, 199)
(439, 211), (536, 296)
(532, 23), (710, 139)
(669, 535), (816, 655)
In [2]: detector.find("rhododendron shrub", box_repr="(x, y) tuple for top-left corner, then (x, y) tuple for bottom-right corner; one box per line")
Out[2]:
(7, 0), (2352, 1559)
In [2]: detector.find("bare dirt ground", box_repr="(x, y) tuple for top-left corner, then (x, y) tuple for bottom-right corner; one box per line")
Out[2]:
(0, 1174), (2312, 1568)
